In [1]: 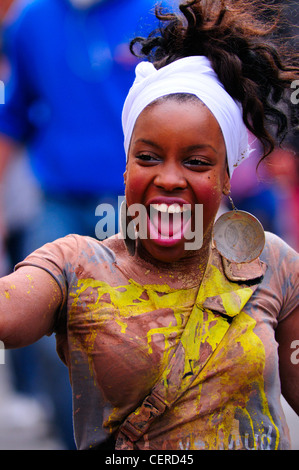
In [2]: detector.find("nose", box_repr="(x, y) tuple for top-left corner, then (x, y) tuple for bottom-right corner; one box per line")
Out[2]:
(153, 162), (187, 192)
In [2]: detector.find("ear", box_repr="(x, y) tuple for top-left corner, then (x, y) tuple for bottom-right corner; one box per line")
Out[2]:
(222, 168), (231, 196)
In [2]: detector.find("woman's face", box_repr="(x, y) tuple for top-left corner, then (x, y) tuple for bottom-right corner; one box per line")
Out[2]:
(124, 98), (230, 263)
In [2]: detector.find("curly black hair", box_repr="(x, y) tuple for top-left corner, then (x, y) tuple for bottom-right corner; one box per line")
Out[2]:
(130, 0), (299, 162)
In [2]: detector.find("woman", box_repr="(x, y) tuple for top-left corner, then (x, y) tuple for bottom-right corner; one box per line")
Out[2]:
(0, 0), (298, 450)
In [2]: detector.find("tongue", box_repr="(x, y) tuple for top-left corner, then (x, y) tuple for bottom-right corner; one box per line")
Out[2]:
(151, 210), (183, 238)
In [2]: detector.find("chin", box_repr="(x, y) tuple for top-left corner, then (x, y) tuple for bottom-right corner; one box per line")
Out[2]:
(141, 239), (187, 264)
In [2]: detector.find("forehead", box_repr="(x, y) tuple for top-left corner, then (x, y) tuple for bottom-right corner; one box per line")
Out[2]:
(148, 93), (202, 107)
(131, 96), (224, 145)
(143, 93), (206, 118)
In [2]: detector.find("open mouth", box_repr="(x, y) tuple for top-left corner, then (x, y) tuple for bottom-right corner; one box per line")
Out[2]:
(147, 202), (192, 245)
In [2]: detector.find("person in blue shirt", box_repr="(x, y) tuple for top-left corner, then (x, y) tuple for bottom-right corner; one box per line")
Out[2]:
(0, 0), (165, 449)
(0, 0), (162, 241)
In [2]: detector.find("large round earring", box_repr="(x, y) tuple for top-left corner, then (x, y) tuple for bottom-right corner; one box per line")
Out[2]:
(120, 199), (137, 256)
(213, 196), (265, 263)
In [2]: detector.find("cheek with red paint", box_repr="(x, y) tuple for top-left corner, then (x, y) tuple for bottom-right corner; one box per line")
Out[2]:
(124, 168), (143, 207)
(189, 172), (225, 234)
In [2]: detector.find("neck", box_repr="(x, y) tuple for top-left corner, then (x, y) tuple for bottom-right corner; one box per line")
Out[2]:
(130, 237), (212, 289)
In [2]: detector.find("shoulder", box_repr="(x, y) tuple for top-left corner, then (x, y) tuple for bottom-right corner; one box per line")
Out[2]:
(75, 233), (127, 263)
(39, 233), (125, 260)
(15, 233), (127, 285)
(260, 231), (299, 267)
(259, 232), (299, 321)
(59, 233), (129, 268)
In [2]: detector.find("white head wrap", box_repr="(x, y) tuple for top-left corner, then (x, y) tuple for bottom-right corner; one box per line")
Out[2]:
(122, 56), (252, 177)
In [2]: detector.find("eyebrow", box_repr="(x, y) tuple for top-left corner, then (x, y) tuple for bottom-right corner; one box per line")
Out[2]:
(182, 143), (218, 154)
(133, 138), (163, 150)
(133, 138), (218, 154)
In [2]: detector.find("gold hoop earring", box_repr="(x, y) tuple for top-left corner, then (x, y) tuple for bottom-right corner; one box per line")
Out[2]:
(213, 195), (265, 263)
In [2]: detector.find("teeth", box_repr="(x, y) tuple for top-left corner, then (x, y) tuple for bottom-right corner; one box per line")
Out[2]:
(168, 204), (181, 214)
(151, 203), (189, 214)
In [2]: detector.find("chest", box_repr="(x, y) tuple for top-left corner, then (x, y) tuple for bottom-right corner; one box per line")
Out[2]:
(66, 276), (276, 410)
(67, 279), (195, 399)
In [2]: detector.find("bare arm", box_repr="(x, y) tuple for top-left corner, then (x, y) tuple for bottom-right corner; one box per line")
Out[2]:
(276, 306), (299, 416)
(0, 266), (63, 349)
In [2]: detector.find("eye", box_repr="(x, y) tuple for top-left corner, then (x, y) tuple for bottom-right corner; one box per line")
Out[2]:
(135, 153), (161, 165)
(184, 157), (211, 170)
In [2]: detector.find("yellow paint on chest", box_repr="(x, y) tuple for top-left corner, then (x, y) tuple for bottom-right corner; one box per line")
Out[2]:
(69, 262), (279, 449)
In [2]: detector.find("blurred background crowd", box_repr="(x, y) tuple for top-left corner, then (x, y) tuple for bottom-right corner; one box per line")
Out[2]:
(0, 0), (298, 450)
